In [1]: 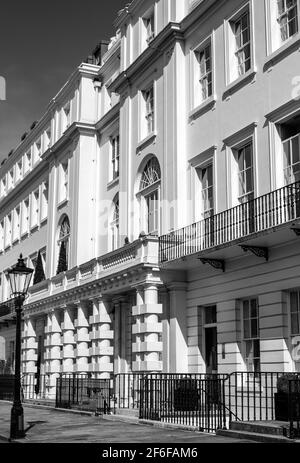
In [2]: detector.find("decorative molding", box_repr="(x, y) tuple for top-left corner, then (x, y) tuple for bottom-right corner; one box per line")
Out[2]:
(223, 121), (258, 147)
(199, 258), (225, 272)
(240, 245), (269, 261)
(291, 224), (300, 237)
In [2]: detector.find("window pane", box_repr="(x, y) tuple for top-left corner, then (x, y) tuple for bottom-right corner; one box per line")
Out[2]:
(251, 318), (258, 338)
(250, 299), (257, 318)
(243, 299), (249, 319)
(244, 319), (250, 339)
(292, 136), (299, 163)
(291, 312), (299, 335)
(291, 291), (298, 312)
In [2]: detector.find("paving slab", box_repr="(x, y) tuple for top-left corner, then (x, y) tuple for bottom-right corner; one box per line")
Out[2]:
(0, 401), (254, 444)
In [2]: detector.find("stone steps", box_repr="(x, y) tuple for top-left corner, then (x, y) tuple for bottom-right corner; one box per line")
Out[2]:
(216, 420), (296, 443)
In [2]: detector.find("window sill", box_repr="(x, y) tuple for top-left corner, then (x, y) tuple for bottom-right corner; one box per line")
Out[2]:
(223, 68), (257, 100)
(30, 224), (39, 233)
(136, 131), (157, 154)
(40, 217), (48, 226)
(107, 177), (119, 190)
(21, 231), (29, 240)
(57, 198), (68, 210)
(189, 96), (217, 122)
(264, 34), (300, 71)
(12, 237), (19, 246)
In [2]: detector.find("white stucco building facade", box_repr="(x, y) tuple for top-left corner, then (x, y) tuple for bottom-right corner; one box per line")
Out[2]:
(0, 0), (300, 399)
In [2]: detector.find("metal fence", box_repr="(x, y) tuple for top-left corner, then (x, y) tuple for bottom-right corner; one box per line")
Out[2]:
(55, 374), (111, 414)
(137, 372), (300, 437)
(139, 375), (227, 433)
(0, 374), (14, 400)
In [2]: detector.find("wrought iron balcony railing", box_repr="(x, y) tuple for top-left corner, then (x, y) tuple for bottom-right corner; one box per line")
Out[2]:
(159, 181), (300, 263)
(0, 298), (16, 320)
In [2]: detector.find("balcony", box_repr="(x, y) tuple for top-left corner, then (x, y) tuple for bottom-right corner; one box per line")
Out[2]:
(159, 181), (300, 264)
(0, 298), (16, 323)
(27, 235), (159, 305)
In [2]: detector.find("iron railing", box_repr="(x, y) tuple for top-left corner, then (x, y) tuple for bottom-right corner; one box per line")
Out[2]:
(137, 372), (300, 437)
(113, 373), (229, 410)
(288, 378), (300, 438)
(139, 375), (227, 433)
(0, 298), (16, 319)
(159, 181), (300, 263)
(0, 374), (14, 400)
(55, 373), (111, 414)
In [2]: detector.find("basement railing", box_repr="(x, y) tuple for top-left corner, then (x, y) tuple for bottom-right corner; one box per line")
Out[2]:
(159, 181), (300, 263)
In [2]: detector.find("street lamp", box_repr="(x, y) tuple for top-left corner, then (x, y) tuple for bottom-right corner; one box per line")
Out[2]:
(6, 254), (33, 440)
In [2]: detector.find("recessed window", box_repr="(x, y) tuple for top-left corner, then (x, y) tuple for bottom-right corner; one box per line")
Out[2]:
(268, 0), (299, 52)
(24, 151), (31, 174)
(200, 164), (214, 218)
(277, 0), (298, 41)
(57, 216), (70, 274)
(194, 42), (213, 106)
(110, 194), (119, 251)
(242, 298), (260, 373)
(0, 177), (6, 197)
(227, 7), (253, 83)
(41, 182), (49, 221)
(237, 143), (254, 203)
(5, 213), (12, 248)
(142, 8), (155, 48)
(16, 160), (23, 182)
(45, 126), (52, 149)
(31, 189), (39, 228)
(290, 291), (300, 335)
(281, 120), (300, 184)
(0, 220), (4, 252)
(59, 161), (69, 203)
(111, 135), (120, 181)
(62, 103), (71, 133)
(7, 169), (14, 190)
(21, 198), (29, 235)
(12, 206), (20, 242)
(141, 86), (154, 139)
(138, 157), (161, 235)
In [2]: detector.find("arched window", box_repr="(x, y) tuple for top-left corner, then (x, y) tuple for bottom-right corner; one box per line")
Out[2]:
(138, 157), (161, 235)
(56, 216), (70, 274)
(110, 195), (119, 251)
(140, 157), (161, 190)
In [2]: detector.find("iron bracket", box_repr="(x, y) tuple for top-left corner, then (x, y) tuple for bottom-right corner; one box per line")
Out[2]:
(291, 225), (300, 236)
(240, 245), (268, 261)
(199, 258), (225, 272)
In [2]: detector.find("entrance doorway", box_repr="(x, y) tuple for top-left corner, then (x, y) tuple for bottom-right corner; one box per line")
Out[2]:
(203, 305), (217, 374)
(205, 326), (217, 374)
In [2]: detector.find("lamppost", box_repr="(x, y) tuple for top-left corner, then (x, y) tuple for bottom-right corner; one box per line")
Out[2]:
(6, 254), (33, 440)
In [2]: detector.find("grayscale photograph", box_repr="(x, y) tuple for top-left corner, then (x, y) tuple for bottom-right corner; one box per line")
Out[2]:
(0, 0), (300, 454)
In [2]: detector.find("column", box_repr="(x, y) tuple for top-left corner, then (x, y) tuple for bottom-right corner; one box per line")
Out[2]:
(113, 300), (121, 374)
(61, 305), (76, 373)
(74, 301), (90, 373)
(48, 309), (62, 399)
(132, 285), (163, 372)
(89, 297), (114, 379)
(22, 317), (38, 374)
(168, 282), (188, 373)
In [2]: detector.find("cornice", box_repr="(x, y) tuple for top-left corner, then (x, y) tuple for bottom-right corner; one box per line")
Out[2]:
(95, 103), (120, 133)
(0, 159), (49, 213)
(109, 22), (183, 95)
(0, 64), (99, 177)
(0, 122), (96, 212)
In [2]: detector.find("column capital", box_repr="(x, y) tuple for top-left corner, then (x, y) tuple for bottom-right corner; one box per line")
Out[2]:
(167, 282), (188, 292)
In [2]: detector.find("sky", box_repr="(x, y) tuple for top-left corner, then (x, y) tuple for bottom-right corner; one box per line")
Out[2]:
(0, 0), (129, 163)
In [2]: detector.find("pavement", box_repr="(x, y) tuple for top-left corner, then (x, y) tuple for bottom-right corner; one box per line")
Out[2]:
(0, 401), (255, 444)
